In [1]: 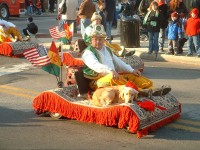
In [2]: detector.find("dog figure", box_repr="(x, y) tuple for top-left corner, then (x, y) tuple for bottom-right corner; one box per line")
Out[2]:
(90, 85), (138, 107)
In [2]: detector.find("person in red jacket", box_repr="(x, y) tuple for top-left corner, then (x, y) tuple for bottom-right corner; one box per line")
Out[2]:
(185, 8), (200, 57)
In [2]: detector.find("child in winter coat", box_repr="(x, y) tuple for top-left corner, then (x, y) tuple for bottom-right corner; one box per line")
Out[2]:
(185, 8), (200, 57)
(166, 12), (182, 55)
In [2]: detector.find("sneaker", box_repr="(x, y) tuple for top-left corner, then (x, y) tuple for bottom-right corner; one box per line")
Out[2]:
(159, 48), (164, 52)
(148, 51), (152, 54)
(186, 53), (193, 56)
(23, 36), (30, 41)
(197, 55), (200, 58)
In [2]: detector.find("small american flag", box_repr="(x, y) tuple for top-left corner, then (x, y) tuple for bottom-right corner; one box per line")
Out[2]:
(23, 45), (50, 66)
(49, 26), (66, 39)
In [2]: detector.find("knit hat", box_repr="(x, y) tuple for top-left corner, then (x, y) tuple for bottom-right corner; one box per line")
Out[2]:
(124, 81), (139, 94)
(90, 24), (106, 38)
(27, 17), (33, 22)
(91, 12), (102, 22)
(171, 12), (178, 18)
(191, 8), (199, 16)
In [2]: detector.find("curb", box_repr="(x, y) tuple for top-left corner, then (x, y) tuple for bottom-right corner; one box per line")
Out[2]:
(134, 51), (200, 66)
(20, 13), (58, 18)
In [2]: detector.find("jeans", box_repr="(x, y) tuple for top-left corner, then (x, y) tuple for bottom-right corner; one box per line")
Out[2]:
(106, 21), (113, 37)
(148, 32), (159, 53)
(26, 6), (33, 16)
(80, 18), (91, 39)
(37, 8), (42, 15)
(158, 28), (166, 50)
(187, 35), (200, 55)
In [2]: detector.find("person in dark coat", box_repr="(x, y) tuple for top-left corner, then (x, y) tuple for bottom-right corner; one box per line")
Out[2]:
(156, 0), (169, 52)
(167, 0), (188, 18)
(119, 0), (131, 18)
(97, 0), (106, 31)
(104, 0), (116, 42)
(49, 0), (55, 13)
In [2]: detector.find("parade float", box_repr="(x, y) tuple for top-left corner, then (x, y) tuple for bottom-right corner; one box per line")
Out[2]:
(31, 41), (181, 138)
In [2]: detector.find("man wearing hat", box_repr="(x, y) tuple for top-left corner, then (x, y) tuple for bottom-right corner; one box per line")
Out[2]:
(82, 24), (153, 90)
(84, 12), (135, 57)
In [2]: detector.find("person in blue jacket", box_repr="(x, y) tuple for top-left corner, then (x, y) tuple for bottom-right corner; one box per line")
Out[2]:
(165, 12), (182, 55)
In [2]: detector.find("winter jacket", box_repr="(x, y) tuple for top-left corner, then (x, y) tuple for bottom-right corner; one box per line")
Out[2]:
(158, 3), (168, 29)
(185, 18), (200, 36)
(166, 20), (182, 40)
(185, 8), (200, 36)
(78, 0), (96, 19)
(143, 10), (162, 32)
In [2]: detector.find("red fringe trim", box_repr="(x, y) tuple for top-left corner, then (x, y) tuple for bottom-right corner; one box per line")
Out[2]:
(33, 91), (181, 138)
(137, 110), (181, 138)
(0, 42), (13, 56)
(32, 91), (140, 133)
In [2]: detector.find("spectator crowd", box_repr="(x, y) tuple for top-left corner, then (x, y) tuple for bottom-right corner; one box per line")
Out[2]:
(27, 0), (200, 58)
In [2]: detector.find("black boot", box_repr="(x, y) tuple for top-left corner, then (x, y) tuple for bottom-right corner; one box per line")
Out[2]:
(151, 85), (171, 96)
(124, 50), (135, 57)
(138, 85), (171, 98)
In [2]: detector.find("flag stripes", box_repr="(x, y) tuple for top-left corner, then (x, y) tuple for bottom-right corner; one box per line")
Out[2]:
(23, 48), (50, 66)
(49, 26), (66, 39)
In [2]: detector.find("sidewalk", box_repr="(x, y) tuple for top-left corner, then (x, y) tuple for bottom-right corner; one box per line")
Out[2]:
(33, 12), (200, 67)
(37, 33), (200, 67)
(19, 11), (58, 20)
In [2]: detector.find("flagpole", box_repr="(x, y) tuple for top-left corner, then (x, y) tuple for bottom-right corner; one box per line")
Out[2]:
(57, 5), (64, 88)
(58, 42), (64, 88)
